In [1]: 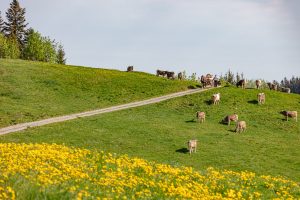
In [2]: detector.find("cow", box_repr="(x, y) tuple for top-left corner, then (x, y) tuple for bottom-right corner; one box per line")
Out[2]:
(178, 72), (183, 80)
(213, 75), (221, 87)
(196, 111), (205, 123)
(236, 80), (246, 89)
(257, 93), (265, 104)
(281, 111), (298, 122)
(236, 121), (246, 133)
(255, 80), (261, 89)
(166, 71), (175, 79)
(200, 74), (213, 88)
(281, 87), (291, 93)
(267, 82), (277, 91)
(223, 114), (238, 126)
(212, 93), (220, 105)
(187, 139), (197, 155)
(156, 70), (167, 77)
(127, 66), (133, 72)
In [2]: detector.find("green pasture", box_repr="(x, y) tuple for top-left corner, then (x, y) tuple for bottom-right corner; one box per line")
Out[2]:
(0, 59), (197, 127)
(1, 86), (299, 182)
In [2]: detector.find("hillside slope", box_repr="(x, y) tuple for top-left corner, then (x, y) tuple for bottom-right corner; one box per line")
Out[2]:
(1, 86), (299, 182)
(0, 59), (197, 127)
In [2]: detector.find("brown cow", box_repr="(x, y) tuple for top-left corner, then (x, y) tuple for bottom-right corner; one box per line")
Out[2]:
(156, 70), (167, 77)
(187, 139), (197, 155)
(127, 66), (133, 72)
(196, 111), (205, 123)
(257, 93), (265, 104)
(281, 111), (297, 122)
(236, 80), (246, 89)
(255, 80), (261, 89)
(281, 87), (291, 93)
(267, 82), (277, 91)
(236, 121), (246, 133)
(200, 74), (213, 88)
(166, 71), (175, 79)
(223, 114), (238, 126)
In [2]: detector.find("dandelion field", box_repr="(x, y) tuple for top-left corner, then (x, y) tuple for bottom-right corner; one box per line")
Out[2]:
(0, 143), (299, 199)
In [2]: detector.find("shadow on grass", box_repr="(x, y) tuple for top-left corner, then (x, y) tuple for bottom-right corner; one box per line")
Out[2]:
(248, 100), (258, 104)
(188, 85), (196, 89)
(219, 118), (229, 126)
(204, 100), (212, 105)
(228, 129), (236, 133)
(185, 119), (196, 123)
(176, 148), (189, 154)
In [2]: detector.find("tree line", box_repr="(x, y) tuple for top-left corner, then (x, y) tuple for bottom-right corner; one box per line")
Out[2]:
(0, 0), (66, 64)
(220, 69), (300, 94)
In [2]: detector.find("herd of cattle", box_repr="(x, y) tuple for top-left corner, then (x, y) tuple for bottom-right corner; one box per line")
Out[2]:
(187, 83), (297, 155)
(127, 66), (291, 94)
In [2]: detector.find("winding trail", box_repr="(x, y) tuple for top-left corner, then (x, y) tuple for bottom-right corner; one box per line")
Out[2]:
(0, 87), (217, 135)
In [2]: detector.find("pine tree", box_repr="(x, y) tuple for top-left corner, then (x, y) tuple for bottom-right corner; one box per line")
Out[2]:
(56, 44), (66, 64)
(0, 11), (4, 33)
(4, 0), (28, 47)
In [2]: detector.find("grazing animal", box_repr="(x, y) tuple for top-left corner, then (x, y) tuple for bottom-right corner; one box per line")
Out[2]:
(166, 71), (175, 79)
(236, 121), (246, 133)
(213, 75), (221, 87)
(212, 93), (220, 105)
(236, 79), (246, 89)
(200, 74), (213, 88)
(267, 82), (277, 91)
(196, 111), (205, 123)
(281, 111), (298, 122)
(257, 93), (265, 104)
(127, 66), (133, 72)
(156, 70), (167, 77)
(187, 140), (197, 155)
(281, 87), (291, 93)
(255, 79), (261, 89)
(224, 114), (238, 126)
(178, 72), (183, 80)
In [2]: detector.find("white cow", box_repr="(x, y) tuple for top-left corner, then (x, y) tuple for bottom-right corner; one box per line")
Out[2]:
(187, 140), (198, 155)
(212, 93), (220, 105)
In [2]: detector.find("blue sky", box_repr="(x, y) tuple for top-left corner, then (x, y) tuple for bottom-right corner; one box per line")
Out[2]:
(1, 0), (299, 81)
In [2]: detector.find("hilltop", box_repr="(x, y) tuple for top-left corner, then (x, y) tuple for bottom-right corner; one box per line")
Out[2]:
(0, 59), (197, 127)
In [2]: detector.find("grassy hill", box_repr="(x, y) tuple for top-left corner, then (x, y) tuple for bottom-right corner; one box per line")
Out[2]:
(0, 59), (198, 128)
(1, 86), (299, 184)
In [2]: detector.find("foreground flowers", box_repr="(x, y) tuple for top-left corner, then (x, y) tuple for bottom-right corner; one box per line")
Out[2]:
(0, 143), (299, 199)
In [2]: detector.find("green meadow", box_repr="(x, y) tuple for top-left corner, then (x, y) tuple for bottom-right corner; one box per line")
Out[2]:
(1, 86), (299, 182)
(0, 59), (197, 128)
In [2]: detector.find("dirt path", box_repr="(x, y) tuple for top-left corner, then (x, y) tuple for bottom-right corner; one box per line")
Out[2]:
(0, 87), (217, 135)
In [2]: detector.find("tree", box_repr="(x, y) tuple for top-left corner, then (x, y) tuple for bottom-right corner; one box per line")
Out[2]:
(4, 0), (28, 47)
(0, 33), (20, 59)
(0, 11), (4, 33)
(188, 72), (197, 82)
(224, 69), (235, 84)
(56, 44), (66, 64)
(22, 29), (57, 63)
